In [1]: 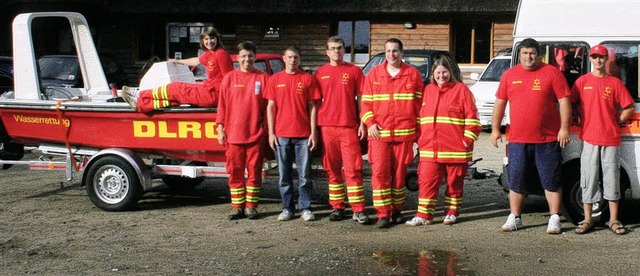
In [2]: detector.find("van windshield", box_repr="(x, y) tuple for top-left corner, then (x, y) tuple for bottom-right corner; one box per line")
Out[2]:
(602, 42), (639, 100)
(480, 58), (510, 82)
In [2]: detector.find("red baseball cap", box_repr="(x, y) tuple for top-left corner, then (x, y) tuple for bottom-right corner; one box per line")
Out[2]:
(590, 45), (608, 57)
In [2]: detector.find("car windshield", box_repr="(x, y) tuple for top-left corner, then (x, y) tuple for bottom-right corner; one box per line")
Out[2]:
(38, 57), (79, 81)
(480, 58), (511, 82)
(362, 55), (430, 80)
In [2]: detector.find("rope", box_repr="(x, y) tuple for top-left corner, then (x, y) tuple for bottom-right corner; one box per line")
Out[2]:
(55, 100), (81, 172)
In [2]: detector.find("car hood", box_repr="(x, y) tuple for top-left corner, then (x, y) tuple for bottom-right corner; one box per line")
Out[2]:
(469, 81), (499, 101)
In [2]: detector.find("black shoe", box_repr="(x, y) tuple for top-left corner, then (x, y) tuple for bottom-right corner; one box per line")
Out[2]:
(391, 212), (404, 224)
(246, 208), (259, 220)
(377, 218), (391, 228)
(329, 209), (345, 221)
(227, 208), (245, 220)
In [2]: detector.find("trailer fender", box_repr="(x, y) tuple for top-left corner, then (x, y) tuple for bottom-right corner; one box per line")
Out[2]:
(81, 148), (151, 190)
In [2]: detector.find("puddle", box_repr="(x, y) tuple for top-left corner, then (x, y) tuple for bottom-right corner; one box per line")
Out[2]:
(372, 249), (473, 275)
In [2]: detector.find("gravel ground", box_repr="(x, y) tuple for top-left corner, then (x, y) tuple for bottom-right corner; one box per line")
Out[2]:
(1, 132), (640, 275)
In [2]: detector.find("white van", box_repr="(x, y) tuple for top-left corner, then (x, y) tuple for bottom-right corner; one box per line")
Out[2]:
(499, 0), (640, 224)
(469, 54), (512, 129)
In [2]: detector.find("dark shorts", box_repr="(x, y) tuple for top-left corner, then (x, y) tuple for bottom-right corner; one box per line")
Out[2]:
(507, 142), (562, 193)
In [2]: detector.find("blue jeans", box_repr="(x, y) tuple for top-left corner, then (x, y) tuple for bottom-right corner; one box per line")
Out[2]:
(276, 137), (313, 212)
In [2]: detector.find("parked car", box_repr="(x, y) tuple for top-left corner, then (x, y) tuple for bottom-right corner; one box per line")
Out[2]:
(37, 54), (128, 91)
(193, 53), (284, 81)
(0, 56), (13, 95)
(361, 49), (459, 85)
(469, 55), (512, 130)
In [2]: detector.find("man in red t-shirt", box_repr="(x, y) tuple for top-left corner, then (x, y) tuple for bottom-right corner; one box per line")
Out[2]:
(491, 38), (572, 234)
(216, 41), (269, 220)
(265, 46), (321, 222)
(315, 36), (368, 224)
(570, 45), (634, 235)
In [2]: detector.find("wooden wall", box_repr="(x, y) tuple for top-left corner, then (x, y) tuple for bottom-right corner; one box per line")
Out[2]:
(370, 23), (450, 54)
(492, 22), (514, 56)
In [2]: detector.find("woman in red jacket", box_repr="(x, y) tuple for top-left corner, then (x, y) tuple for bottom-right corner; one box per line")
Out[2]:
(123, 27), (233, 113)
(406, 56), (481, 226)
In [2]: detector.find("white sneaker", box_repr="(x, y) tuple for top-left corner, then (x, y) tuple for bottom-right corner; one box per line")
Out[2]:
(443, 214), (458, 225)
(546, 214), (562, 234)
(277, 209), (292, 221)
(501, 213), (523, 232)
(405, 216), (431, 226)
(300, 210), (315, 221)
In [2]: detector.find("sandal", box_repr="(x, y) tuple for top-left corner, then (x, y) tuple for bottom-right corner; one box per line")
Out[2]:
(608, 220), (628, 235)
(574, 220), (593, 234)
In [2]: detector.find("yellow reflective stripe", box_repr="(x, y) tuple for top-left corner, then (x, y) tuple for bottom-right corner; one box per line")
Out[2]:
(229, 188), (245, 195)
(348, 195), (365, 203)
(392, 197), (405, 204)
(372, 189), (391, 196)
(435, 117), (466, 125)
(394, 128), (415, 136)
(419, 150), (435, 158)
(438, 151), (473, 158)
(361, 111), (373, 123)
(231, 198), (245, 204)
(378, 130), (391, 137)
(417, 206), (435, 214)
(373, 199), (392, 207)
(445, 197), (463, 204)
(464, 130), (478, 141)
(347, 186), (364, 193)
(372, 94), (391, 101)
(393, 93), (414, 100)
(419, 117), (435, 124)
(418, 198), (438, 205)
(329, 194), (345, 200)
(415, 91), (423, 98)
(465, 118), (481, 126)
(361, 95), (374, 102)
(246, 195), (260, 202)
(329, 183), (344, 191)
(392, 187), (405, 195)
(246, 186), (261, 193)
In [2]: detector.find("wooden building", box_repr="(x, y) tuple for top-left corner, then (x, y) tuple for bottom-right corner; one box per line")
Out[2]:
(0, 0), (519, 84)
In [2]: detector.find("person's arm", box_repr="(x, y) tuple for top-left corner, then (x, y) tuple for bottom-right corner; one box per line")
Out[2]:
(619, 105), (636, 124)
(168, 57), (200, 67)
(490, 98), (507, 148)
(308, 100), (318, 151)
(557, 97), (572, 148)
(360, 72), (380, 139)
(462, 86), (481, 148)
(267, 100), (278, 151)
(217, 124), (226, 145)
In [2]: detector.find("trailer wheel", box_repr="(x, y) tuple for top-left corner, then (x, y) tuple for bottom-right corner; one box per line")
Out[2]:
(405, 173), (418, 192)
(85, 156), (142, 211)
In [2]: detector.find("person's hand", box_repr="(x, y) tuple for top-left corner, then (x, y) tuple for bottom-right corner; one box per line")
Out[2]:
(309, 132), (318, 151)
(217, 129), (226, 146)
(558, 128), (570, 148)
(269, 134), (278, 151)
(357, 123), (366, 140)
(490, 129), (502, 148)
(368, 124), (381, 139)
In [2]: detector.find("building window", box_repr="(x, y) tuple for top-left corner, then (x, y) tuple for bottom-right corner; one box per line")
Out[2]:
(264, 23), (280, 40)
(452, 21), (491, 64)
(220, 22), (236, 39)
(338, 20), (370, 64)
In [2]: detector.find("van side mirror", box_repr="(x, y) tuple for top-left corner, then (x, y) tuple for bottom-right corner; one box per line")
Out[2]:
(470, 72), (480, 81)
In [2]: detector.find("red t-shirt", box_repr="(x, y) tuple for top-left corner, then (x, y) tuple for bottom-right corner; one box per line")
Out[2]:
(496, 63), (571, 143)
(571, 73), (634, 146)
(314, 62), (364, 127)
(264, 71), (321, 138)
(216, 69), (269, 144)
(199, 48), (234, 91)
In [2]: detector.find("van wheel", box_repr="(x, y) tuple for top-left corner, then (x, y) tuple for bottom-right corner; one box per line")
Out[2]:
(85, 156), (142, 211)
(561, 163), (609, 225)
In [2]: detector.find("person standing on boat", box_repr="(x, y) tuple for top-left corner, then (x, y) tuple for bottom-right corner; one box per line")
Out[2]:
(123, 27), (233, 113)
(216, 41), (269, 220)
(265, 45), (321, 222)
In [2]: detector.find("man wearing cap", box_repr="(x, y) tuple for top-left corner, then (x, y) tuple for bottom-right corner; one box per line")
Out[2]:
(570, 44), (635, 235)
(491, 38), (572, 234)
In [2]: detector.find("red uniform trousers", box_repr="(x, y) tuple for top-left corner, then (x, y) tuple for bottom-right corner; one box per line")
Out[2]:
(321, 126), (365, 213)
(369, 139), (413, 219)
(416, 161), (466, 220)
(226, 141), (263, 208)
(137, 82), (217, 113)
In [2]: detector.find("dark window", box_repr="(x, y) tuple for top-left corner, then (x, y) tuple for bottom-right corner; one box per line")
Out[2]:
(602, 42), (640, 100)
(338, 21), (370, 63)
(453, 21), (491, 64)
